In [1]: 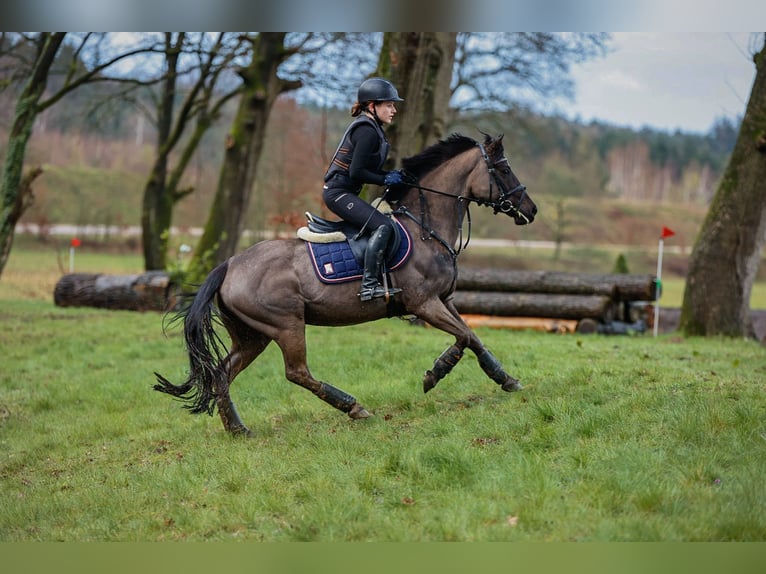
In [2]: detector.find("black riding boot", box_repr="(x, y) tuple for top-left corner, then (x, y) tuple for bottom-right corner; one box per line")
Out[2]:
(359, 224), (402, 302)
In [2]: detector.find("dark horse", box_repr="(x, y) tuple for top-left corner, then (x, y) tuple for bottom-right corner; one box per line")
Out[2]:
(154, 133), (537, 436)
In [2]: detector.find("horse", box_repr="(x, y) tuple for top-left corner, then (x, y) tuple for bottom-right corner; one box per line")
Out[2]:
(154, 132), (538, 436)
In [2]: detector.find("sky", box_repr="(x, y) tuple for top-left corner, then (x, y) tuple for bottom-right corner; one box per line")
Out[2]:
(557, 32), (760, 134)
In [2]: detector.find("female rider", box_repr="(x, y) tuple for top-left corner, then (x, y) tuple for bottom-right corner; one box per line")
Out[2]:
(323, 77), (406, 302)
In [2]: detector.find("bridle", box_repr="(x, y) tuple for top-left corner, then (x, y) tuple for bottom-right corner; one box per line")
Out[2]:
(475, 142), (529, 222)
(391, 141), (529, 259)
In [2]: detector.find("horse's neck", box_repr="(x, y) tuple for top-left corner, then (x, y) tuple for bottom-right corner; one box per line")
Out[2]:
(400, 170), (469, 245)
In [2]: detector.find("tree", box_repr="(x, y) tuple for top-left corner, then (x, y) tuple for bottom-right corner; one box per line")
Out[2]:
(377, 33), (457, 164)
(452, 33), (610, 113)
(140, 33), (246, 271)
(184, 33), (301, 285)
(0, 32), (164, 279)
(0, 33), (64, 275)
(680, 34), (766, 338)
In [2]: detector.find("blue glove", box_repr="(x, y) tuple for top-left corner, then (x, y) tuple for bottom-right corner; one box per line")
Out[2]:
(384, 170), (404, 186)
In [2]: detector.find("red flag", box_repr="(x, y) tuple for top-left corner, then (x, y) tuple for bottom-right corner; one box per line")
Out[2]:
(71, 237), (81, 248)
(661, 227), (675, 239)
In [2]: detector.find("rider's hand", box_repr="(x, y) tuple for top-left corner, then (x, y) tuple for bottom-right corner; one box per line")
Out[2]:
(384, 170), (404, 186)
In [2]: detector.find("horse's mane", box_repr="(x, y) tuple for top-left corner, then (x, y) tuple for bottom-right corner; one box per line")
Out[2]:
(401, 133), (480, 180)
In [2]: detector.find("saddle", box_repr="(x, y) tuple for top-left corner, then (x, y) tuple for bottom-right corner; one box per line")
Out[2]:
(297, 209), (412, 284)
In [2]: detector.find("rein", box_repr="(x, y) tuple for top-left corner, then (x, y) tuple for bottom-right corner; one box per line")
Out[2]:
(392, 142), (528, 259)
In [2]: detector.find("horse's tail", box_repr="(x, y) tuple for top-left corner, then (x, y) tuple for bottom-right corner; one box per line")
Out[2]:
(153, 261), (230, 416)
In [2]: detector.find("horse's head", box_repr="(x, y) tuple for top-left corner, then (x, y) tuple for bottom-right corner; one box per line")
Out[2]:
(471, 133), (537, 225)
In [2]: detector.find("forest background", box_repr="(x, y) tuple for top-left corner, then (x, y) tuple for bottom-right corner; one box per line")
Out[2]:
(0, 32), (748, 281)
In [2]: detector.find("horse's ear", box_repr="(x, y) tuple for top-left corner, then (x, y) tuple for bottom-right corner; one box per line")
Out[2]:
(480, 132), (504, 145)
(486, 133), (505, 155)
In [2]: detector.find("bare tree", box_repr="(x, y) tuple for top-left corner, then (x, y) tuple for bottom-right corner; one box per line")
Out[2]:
(378, 32), (457, 164)
(140, 32), (247, 271)
(184, 33), (301, 285)
(0, 32), (163, 278)
(680, 34), (766, 338)
(452, 33), (610, 112)
(0, 33), (64, 275)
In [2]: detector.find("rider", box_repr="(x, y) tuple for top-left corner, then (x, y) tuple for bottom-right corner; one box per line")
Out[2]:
(323, 77), (406, 302)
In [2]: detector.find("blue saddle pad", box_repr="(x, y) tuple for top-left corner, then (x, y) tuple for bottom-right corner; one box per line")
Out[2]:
(306, 218), (412, 284)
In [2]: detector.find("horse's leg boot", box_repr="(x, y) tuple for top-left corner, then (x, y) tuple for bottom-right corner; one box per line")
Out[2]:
(359, 224), (401, 302)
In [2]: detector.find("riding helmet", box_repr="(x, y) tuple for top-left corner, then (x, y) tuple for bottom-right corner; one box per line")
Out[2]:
(357, 77), (404, 103)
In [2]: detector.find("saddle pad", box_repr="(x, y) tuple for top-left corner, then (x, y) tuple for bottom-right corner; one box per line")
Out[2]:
(306, 218), (412, 284)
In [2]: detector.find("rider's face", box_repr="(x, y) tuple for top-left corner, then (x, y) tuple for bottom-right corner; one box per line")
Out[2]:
(372, 101), (397, 124)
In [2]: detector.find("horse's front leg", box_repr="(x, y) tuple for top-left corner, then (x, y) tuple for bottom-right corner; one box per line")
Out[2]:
(473, 346), (523, 392)
(423, 343), (464, 393)
(417, 298), (523, 393)
(444, 298), (523, 392)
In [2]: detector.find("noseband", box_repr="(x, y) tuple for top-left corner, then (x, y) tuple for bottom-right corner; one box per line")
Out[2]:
(476, 143), (529, 222)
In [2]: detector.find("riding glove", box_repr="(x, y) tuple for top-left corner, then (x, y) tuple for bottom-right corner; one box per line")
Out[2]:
(383, 170), (404, 186)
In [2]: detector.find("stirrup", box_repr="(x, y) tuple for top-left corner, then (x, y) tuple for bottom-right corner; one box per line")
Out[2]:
(358, 285), (402, 302)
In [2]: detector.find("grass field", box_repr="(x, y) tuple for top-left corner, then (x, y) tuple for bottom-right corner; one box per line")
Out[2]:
(2, 243), (766, 542)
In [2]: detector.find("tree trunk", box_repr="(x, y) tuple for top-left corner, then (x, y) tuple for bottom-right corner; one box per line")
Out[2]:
(141, 33), (182, 272)
(53, 272), (175, 311)
(140, 33), (238, 273)
(457, 268), (657, 301)
(452, 291), (618, 322)
(377, 32), (457, 166)
(0, 33), (66, 278)
(185, 33), (301, 286)
(141, 159), (174, 271)
(680, 37), (766, 337)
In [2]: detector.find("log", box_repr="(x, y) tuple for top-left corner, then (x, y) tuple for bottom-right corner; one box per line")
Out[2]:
(460, 314), (579, 333)
(452, 291), (617, 322)
(54, 272), (175, 312)
(456, 268), (657, 301)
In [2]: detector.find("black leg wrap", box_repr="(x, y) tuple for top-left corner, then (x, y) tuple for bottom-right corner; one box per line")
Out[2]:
(477, 347), (523, 391)
(316, 382), (357, 412)
(423, 344), (464, 393)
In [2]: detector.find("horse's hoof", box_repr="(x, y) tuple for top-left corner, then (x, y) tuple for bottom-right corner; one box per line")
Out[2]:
(230, 425), (254, 438)
(501, 379), (523, 392)
(423, 370), (437, 393)
(349, 403), (372, 419)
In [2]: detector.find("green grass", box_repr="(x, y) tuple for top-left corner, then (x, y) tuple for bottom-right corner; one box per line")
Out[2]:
(2, 242), (765, 541)
(2, 295), (765, 541)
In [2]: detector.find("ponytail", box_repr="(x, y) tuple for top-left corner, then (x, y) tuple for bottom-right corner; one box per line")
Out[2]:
(351, 102), (366, 117)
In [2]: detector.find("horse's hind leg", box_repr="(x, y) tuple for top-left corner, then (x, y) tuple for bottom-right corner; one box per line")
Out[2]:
(215, 335), (272, 436)
(276, 329), (371, 419)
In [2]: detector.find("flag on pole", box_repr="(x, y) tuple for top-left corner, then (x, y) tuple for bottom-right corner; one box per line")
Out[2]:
(653, 227), (674, 336)
(69, 237), (80, 272)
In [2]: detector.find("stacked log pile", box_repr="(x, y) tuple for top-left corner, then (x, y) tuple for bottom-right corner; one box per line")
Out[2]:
(53, 268), (658, 334)
(453, 268), (657, 333)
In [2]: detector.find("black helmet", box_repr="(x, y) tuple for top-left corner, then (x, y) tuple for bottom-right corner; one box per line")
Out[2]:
(357, 77), (404, 103)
